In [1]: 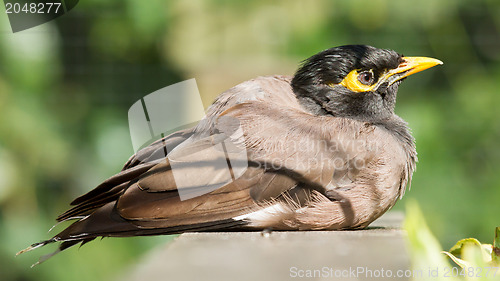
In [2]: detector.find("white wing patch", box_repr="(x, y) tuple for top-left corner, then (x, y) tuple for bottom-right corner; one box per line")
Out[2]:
(233, 203), (291, 227)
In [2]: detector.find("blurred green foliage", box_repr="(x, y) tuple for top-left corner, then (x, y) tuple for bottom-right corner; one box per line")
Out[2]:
(405, 201), (499, 280)
(0, 0), (499, 280)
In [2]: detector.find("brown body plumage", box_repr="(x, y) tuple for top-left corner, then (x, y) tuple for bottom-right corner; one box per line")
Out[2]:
(19, 45), (441, 265)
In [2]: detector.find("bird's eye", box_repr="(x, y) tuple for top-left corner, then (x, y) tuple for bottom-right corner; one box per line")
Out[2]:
(358, 71), (375, 85)
(336, 69), (377, 93)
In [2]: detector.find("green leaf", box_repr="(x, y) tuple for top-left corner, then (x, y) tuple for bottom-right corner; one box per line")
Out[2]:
(449, 238), (483, 256)
(448, 238), (493, 263)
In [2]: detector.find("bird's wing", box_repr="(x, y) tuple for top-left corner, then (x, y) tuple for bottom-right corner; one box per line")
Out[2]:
(52, 142), (303, 248)
(58, 76), (301, 223)
(113, 109), (306, 229)
(110, 100), (357, 229)
(77, 101), (345, 233)
(121, 128), (195, 170)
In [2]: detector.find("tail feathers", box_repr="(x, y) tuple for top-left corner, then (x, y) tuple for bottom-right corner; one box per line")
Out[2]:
(17, 238), (95, 267)
(16, 238), (57, 256)
(16, 238), (61, 268)
(49, 216), (87, 232)
(30, 247), (61, 268)
(57, 187), (125, 222)
(17, 201), (250, 266)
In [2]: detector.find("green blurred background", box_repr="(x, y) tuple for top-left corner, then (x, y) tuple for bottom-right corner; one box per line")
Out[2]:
(1, 0), (499, 280)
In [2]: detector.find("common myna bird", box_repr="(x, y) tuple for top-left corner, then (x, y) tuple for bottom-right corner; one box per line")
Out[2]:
(19, 45), (442, 264)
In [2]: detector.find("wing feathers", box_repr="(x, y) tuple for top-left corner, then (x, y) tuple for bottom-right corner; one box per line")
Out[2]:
(70, 162), (156, 205)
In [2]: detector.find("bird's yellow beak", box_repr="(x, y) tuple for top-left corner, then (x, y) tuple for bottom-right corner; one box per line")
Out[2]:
(386, 56), (443, 84)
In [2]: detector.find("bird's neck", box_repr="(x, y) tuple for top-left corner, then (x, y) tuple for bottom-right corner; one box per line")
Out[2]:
(377, 115), (418, 198)
(296, 93), (394, 124)
(375, 115), (417, 164)
(379, 115), (414, 145)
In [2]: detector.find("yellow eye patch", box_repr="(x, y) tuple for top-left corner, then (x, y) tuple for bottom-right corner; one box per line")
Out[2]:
(329, 69), (377, 93)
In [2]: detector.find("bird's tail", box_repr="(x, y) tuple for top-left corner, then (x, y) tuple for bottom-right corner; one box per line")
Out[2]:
(16, 237), (93, 267)
(16, 201), (248, 267)
(16, 215), (99, 267)
(16, 232), (91, 267)
(15, 202), (127, 267)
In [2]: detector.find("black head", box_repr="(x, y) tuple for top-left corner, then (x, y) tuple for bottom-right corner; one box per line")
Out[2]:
(291, 45), (442, 122)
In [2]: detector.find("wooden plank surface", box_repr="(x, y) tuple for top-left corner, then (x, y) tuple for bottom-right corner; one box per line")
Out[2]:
(120, 212), (409, 281)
